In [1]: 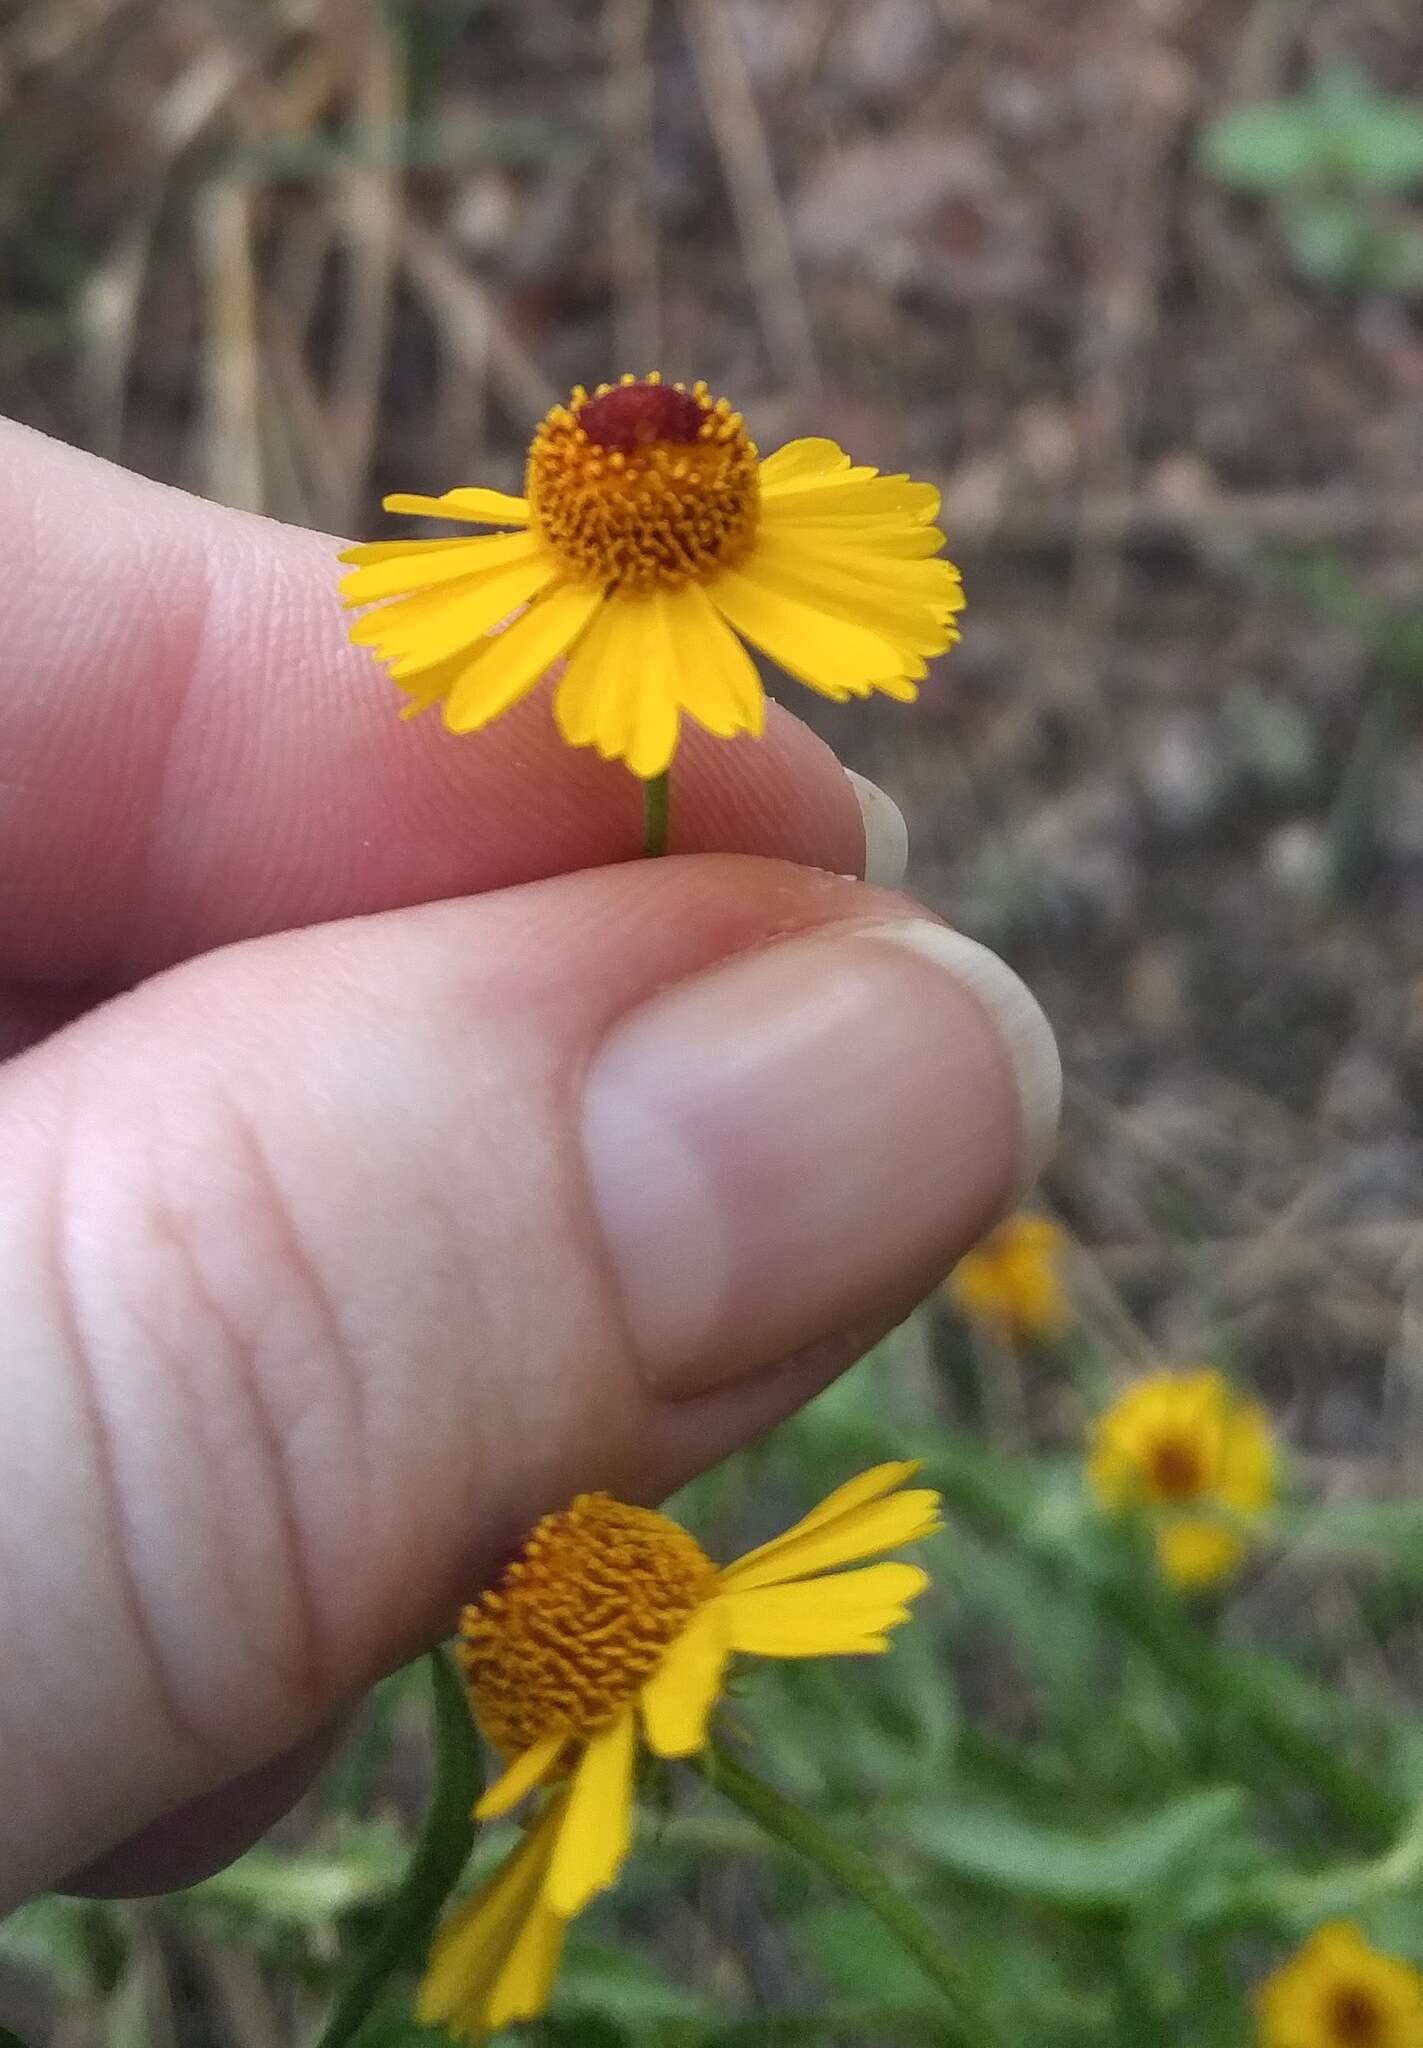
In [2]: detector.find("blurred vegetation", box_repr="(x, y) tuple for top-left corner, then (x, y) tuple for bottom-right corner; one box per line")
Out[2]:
(6, 0), (1423, 2041)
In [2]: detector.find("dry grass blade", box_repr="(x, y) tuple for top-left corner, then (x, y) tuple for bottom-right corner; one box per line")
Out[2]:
(197, 178), (264, 512)
(676, 0), (822, 401)
(401, 216), (558, 428)
(603, 0), (661, 371)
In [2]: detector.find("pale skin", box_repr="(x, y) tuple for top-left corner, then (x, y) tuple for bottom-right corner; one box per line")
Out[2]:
(0, 418), (1058, 1909)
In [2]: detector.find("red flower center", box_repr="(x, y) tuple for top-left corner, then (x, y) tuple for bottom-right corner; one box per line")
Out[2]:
(577, 381), (705, 452)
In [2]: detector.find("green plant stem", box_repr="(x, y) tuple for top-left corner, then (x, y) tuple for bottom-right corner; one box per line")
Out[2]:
(643, 769), (670, 857)
(694, 1743), (1007, 2048)
(0, 2029), (32, 2048)
(923, 1439), (1401, 1850)
(314, 1651), (484, 2048)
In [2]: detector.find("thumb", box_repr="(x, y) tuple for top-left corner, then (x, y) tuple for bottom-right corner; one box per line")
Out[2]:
(0, 857), (1057, 1903)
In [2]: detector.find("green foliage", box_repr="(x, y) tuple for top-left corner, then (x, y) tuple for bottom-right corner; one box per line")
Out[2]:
(1200, 67), (1423, 292)
(10, 1341), (1423, 2046)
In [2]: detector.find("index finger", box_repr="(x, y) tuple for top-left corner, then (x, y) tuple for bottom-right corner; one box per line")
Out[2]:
(0, 420), (866, 985)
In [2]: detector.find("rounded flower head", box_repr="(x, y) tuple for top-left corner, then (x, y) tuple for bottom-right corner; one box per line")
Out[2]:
(418, 1463), (940, 2041)
(1088, 1369), (1275, 1588)
(1256, 1922), (1423, 2048)
(946, 1213), (1068, 1342)
(339, 374), (963, 779)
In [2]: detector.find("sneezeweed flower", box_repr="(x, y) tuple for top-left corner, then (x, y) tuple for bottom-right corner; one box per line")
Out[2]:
(417, 1463), (940, 2040)
(339, 374), (963, 780)
(1088, 1368), (1275, 1589)
(1256, 1921), (1423, 2048)
(946, 1212), (1068, 1342)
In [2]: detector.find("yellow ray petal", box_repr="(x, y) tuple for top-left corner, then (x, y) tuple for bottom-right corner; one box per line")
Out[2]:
(719, 1489), (940, 1594)
(445, 582), (603, 733)
(484, 1896), (566, 2033)
(757, 438), (857, 491)
(709, 564), (926, 701)
(763, 474), (942, 523)
(639, 1602), (731, 1758)
(760, 507), (952, 558)
(1157, 1518), (1244, 1589)
(543, 1709), (637, 1918)
(340, 536), (491, 565)
(720, 1463), (922, 1587)
(340, 528), (544, 607)
(383, 486), (530, 525)
(476, 1731), (568, 1821)
(553, 600), (632, 748)
(351, 559), (558, 676)
(745, 534), (966, 655)
(720, 1562), (930, 1657)
(417, 1795), (564, 2039)
(659, 582), (767, 741)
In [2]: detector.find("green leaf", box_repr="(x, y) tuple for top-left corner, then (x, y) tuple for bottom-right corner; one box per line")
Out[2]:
(0, 2028), (34, 2048)
(904, 1787), (1247, 1911)
(1201, 103), (1322, 189)
(186, 1827), (408, 1927)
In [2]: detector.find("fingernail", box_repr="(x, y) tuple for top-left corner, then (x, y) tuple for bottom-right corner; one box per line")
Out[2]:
(845, 770), (909, 887)
(581, 917), (1060, 1397)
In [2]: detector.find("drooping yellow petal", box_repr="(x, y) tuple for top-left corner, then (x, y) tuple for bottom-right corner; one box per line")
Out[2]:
(720, 1561), (930, 1657)
(760, 504), (951, 557)
(757, 438), (860, 491)
(484, 1895), (566, 2033)
(553, 586), (765, 778)
(639, 1602), (731, 1758)
(543, 1709), (637, 1918)
(445, 583), (603, 734)
(659, 583), (767, 740)
(709, 565), (923, 702)
(717, 1491), (941, 1594)
(417, 1795), (564, 2041)
(340, 528), (544, 607)
(352, 559), (559, 677)
(476, 1731), (568, 1822)
(719, 1463), (925, 1587)
(1157, 1518), (1244, 1590)
(743, 531), (964, 657)
(383, 486), (530, 525)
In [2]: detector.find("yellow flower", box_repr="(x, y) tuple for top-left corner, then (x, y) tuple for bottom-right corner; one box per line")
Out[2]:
(946, 1213), (1068, 1341)
(1256, 1922), (1423, 2048)
(339, 374), (963, 779)
(1088, 1369), (1275, 1588)
(418, 1463), (940, 2040)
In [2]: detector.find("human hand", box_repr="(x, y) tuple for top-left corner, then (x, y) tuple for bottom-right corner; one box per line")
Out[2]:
(0, 418), (1058, 1908)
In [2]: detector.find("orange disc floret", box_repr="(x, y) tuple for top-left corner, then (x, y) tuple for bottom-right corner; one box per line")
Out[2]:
(525, 374), (760, 593)
(458, 1494), (719, 1756)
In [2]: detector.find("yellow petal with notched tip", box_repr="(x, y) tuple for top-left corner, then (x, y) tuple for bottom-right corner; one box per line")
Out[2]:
(543, 1709), (637, 1919)
(720, 1562), (930, 1657)
(340, 528), (544, 607)
(719, 1491), (941, 1594)
(383, 486), (530, 525)
(417, 1795), (564, 2039)
(444, 583), (602, 733)
(475, 1731), (567, 1822)
(710, 564), (927, 701)
(639, 1602), (731, 1758)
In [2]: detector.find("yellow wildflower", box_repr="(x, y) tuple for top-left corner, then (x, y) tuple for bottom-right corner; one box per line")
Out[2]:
(1256, 1921), (1423, 2048)
(339, 374), (963, 779)
(1088, 1369), (1275, 1588)
(946, 1213), (1068, 1341)
(418, 1464), (940, 2040)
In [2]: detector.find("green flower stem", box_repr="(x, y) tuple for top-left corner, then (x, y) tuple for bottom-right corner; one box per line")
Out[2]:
(643, 769), (670, 857)
(694, 1742), (1007, 2048)
(0, 2028), (32, 2048)
(314, 1650), (484, 2048)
